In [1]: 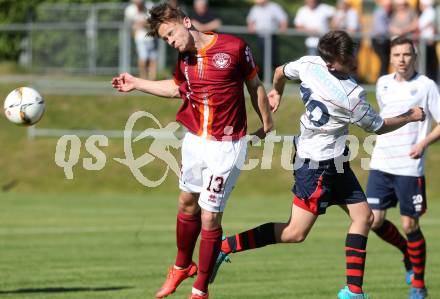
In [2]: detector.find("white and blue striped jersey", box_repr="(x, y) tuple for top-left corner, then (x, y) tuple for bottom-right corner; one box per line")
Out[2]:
(370, 73), (440, 176)
(283, 56), (384, 161)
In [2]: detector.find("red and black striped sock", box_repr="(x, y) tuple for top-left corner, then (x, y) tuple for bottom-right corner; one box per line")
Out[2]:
(221, 223), (276, 254)
(373, 219), (411, 270)
(175, 211), (201, 268)
(406, 229), (426, 289)
(345, 234), (367, 294)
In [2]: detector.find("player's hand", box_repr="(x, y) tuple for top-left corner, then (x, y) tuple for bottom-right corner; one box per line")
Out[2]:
(268, 89), (281, 113)
(111, 72), (137, 92)
(407, 107), (426, 122)
(409, 140), (427, 159)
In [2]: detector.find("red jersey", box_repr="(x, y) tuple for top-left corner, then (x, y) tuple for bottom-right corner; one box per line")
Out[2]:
(173, 33), (258, 140)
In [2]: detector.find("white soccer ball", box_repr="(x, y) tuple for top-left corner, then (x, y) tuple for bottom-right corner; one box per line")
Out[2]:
(4, 87), (45, 125)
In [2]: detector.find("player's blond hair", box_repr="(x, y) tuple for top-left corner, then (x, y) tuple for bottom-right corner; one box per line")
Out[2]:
(147, 3), (187, 37)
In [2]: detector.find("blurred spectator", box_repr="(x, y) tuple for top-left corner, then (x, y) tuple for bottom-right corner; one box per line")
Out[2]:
(247, 0), (288, 71)
(372, 0), (393, 77)
(125, 0), (157, 79)
(331, 0), (360, 33)
(191, 0), (222, 32)
(419, 0), (438, 81)
(389, 0), (418, 37)
(294, 0), (335, 55)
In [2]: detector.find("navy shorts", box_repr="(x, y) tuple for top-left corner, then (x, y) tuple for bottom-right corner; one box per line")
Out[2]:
(366, 169), (427, 218)
(292, 155), (366, 215)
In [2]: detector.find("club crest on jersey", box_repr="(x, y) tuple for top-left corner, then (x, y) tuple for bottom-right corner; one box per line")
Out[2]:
(212, 53), (231, 69)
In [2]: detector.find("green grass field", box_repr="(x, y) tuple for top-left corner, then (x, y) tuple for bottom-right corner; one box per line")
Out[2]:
(1, 80), (439, 298)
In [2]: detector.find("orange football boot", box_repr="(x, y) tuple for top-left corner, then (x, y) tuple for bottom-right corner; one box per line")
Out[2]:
(155, 262), (198, 298)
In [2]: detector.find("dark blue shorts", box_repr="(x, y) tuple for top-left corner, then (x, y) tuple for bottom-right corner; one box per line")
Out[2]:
(292, 155), (366, 215)
(366, 169), (426, 218)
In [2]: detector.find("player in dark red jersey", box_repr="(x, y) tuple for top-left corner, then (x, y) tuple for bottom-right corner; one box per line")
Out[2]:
(111, 3), (273, 299)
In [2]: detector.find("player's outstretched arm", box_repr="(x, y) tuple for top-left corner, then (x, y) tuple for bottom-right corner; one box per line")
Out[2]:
(245, 75), (273, 138)
(268, 65), (287, 113)
(376, 107), (426, 135)
(409, 123), (440, 159)
(111, 72), (180, 98)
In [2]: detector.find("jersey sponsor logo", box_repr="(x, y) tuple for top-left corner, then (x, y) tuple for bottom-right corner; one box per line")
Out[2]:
(212, 52), (231, 69)
(309, 64), (347, 105)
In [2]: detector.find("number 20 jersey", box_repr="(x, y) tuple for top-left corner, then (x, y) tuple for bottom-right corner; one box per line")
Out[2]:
(283, 56), (384, 161)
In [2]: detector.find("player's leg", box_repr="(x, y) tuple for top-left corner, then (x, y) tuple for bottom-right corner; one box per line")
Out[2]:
(190, 209), (223, 299)
(395, 176), (427, 298)
(335, 163), (372, 299)
(135, 39), (148, 79)
(155, 191), (201, 298)
(367, 170), (412, 279)
(156, 133), (204, 298)
(337, 201), (373, 298)
(146, 42), (158, 80)
(211, 156), (326, 283)
(221, 202), (317, 255)
(189, 135), (248, 298)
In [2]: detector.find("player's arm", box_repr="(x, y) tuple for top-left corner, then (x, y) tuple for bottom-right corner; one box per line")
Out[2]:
(245, 75), (273, 138)
(269, 60), (301, 113)
(409, 123), (440, 158)
(352, 92), (425, 134)
(376, 108), (426, 134)
(268, 65), (287, 113)
(409, 83), (440, 158)
(111, 72), (180, 98)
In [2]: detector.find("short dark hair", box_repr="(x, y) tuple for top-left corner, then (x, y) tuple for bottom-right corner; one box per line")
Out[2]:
(147, 3), (187, 37)
(390, 35), (416, 54)
(317, 30), (355, 64)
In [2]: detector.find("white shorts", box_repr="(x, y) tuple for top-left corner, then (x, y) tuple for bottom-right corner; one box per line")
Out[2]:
(179, 132), (248, 213)
(135, 37), (157, 61)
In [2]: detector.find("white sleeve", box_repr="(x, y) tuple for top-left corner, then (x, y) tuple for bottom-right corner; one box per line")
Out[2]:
(351, 91), (384, 132)
(283, 58), (303, 80)
(294, 8), (306, 27)
(427, 81), (440, 123)
(346, 10), (359, 31)
(124, 6), (134, 21)
(273, 3), (288, 23)
(324, 4), (336, 18)
(375, 78), (384, 110)
(247, 7), (257, 24)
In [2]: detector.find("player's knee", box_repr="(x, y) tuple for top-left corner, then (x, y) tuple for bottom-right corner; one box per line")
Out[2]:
(353, 209), (374, 229)
(284, 230), (307, 243)
(178, 192), (199, 213)
(200, 211), (221, 230)
(366, 210), (375, 229)
(402, 221), (419, 235)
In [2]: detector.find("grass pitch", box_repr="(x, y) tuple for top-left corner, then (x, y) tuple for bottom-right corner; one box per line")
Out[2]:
(1, 192), (440, 299)
(1, 81), (439, 298)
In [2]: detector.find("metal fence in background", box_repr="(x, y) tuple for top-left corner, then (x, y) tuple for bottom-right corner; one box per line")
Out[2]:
(0, 2), (438, 85)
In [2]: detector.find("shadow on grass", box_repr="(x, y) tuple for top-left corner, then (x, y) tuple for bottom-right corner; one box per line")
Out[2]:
(0, 286), (133, 294)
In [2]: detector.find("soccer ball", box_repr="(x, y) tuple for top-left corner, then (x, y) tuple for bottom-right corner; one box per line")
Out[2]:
(4, 87), (45, 125)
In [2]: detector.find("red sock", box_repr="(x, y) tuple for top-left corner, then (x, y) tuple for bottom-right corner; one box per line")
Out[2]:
(407, 229), (426, 289)
(193, 227), (222, 293)
(175, 211), (201, 268)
